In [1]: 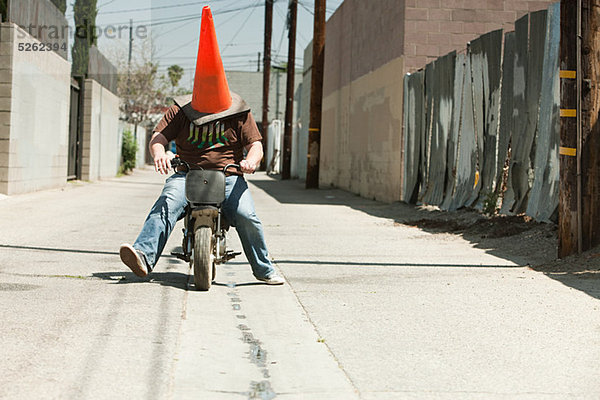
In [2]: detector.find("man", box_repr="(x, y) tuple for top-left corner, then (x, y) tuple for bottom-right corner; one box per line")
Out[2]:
(119, 6), (284, 285)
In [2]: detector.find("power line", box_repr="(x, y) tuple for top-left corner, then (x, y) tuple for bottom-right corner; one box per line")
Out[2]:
(221, 0), (261, 54)
(273, 2), (288, 62)
(165, 53), (260, 59)
(95, 3), (264, 29)
(156, 36), (198, 59)
(67, 0), (234, 17)
(298, 0), (341, 15)
(154, 3), (253, 60)
(152, 17), (197, 37)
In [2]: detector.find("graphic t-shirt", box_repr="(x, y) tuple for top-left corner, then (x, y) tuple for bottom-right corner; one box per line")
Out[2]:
(154, 104), (262, 172)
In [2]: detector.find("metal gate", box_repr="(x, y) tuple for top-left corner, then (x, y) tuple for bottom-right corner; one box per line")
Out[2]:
(67, 77), (83, 180)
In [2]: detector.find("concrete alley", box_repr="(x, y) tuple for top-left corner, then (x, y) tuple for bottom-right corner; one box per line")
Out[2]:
(0, 169), (598, 399)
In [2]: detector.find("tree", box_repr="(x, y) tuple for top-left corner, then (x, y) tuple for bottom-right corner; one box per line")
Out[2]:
(51, 0), (67, 14)
(0, 0), (7, 22)
(110, 39), (169, 127)
(167, 65), (184, 90)
(119, 61), (168, 126)
(72, 0), (97, 76)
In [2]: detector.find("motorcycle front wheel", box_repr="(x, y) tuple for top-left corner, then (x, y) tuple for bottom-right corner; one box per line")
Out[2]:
(193, 226), (213, 291)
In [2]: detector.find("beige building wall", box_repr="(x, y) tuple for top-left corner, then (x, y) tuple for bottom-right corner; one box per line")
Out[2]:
(81, 79), (120, 181)
(320, 0), (405, 202)
(322, 58), (405, 202)
(0, 23), (70, 195)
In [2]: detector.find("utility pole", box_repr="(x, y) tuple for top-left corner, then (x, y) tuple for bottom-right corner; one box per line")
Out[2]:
(559, 0), (600, 257)
(258, 52), (261, 72)
(126, 18), (133, 115)
(306, 0), (326, 188)
(128, 19), (133, 75)
(559, 0), (580, 257)
(580, 0), (600, 251)
(282, 0), (297, 180)
(261, 0), (273, 171)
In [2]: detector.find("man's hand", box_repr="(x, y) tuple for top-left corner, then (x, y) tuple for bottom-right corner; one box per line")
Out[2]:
(149, 132), (173, 175)
(241, 141), (263, 174)
(154, 151), (175, 175)
(240, 159), (257, 174)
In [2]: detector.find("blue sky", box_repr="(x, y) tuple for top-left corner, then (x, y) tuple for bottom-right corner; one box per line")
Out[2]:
(65, 0), (342, 89)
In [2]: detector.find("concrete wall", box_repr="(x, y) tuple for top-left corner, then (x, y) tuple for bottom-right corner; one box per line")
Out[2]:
(296, 41), (313, 182)
(290, 80), (304, 179)
(0, 23), (70, 195)
(321, 58), (405, 202)
(81, 79), (120, 181)
(321, 1), (406, 202)
(134, 125), (147, 169)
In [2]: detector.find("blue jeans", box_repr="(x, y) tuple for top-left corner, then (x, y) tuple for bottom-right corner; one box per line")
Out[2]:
(133, 172), (275, 279)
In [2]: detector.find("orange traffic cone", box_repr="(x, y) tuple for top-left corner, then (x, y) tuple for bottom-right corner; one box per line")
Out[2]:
(191, 6), (232, 114)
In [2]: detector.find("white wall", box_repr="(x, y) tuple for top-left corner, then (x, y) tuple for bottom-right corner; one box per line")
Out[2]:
(266, 120), (283, 174)
(295, 41), (313, 181)
(0, 23), (70, 195)
(135, 126), (147, 168)
(81, 79), (120, 180)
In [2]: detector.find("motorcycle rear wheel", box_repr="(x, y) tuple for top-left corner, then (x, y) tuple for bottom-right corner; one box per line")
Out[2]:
(193, 226), (213, 291)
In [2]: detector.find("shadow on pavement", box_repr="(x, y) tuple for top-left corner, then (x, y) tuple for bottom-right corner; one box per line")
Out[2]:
(535, 273), (600, 300)
(93, 271), (189, 290)
(249, 177), (556, 266)
(212, 281), (266, 287)
(0, 244), (119, 256)
(272, 259), (524, 268)
(0, 244), (183, 261)
(246, 177), (600, 299)
(529, 246), (600, 300)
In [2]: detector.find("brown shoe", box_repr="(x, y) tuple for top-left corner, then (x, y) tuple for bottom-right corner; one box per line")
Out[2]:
(119, 243), (149, 277)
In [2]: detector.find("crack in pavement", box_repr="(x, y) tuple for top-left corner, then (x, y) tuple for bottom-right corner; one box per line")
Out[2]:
(223, 265), (277, 400)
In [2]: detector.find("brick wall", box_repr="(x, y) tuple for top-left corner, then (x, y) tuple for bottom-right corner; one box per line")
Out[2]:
(0, 24), (14, 194)
(403, 0), (558, 72)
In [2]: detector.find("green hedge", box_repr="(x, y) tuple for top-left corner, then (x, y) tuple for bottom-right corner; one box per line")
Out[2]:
(120, 130), (137, 174)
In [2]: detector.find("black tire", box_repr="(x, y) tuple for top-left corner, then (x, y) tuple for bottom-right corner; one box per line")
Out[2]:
(193, 226), (213, 291)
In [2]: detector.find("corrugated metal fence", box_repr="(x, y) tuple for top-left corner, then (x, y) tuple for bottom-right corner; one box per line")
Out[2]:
(402, 3), (560, 222)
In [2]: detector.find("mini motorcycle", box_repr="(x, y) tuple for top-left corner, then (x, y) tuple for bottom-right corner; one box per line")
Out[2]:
(170, 156), (240, 291)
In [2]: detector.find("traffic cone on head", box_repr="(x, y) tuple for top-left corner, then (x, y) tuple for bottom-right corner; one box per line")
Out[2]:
(191, 6), (232, 114)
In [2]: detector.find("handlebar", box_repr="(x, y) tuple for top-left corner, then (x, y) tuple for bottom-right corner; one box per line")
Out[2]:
(169, 155), (188, 171)
(223, 164), (241, 174)
(170, 156), (241, 174)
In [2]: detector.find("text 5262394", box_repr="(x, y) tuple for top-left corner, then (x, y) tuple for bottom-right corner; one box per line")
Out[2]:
(17, 43), (67, 52)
